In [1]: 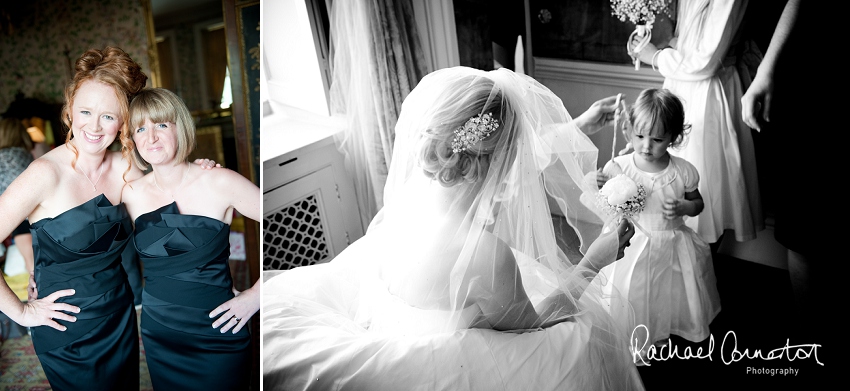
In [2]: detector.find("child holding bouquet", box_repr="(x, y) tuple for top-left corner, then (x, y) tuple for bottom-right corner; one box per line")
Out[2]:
(597, 88), (720, 363)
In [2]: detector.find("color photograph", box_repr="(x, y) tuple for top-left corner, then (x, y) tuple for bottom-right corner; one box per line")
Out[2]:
(0, 1), (260, 390)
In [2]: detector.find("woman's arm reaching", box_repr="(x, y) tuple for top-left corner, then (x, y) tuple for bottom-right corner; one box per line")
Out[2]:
(471, 219), (633, 330)
(535, 219), (634, 325)
(572, 95), (620, 135)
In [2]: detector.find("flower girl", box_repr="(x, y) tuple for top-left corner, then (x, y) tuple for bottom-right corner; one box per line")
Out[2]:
(598, 88), (721, 363)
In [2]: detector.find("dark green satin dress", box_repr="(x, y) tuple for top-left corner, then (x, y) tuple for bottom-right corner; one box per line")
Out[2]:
(134, 202), (250, 391)
(30, 194), (139, 390)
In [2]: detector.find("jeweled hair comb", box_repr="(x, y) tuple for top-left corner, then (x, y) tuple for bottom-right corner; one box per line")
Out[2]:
(451, 112), (500, 154)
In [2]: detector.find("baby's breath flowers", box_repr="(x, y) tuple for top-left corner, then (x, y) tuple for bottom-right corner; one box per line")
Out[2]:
(610, 0), (671, 27)
(610, 0), (672, 71)
(596, 174), (647, 218)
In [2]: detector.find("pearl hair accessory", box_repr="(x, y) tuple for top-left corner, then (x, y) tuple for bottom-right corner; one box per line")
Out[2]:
(451, 112), (500, 154)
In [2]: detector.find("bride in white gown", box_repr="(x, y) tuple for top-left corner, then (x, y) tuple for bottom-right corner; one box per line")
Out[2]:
(264, 66), (644, 390)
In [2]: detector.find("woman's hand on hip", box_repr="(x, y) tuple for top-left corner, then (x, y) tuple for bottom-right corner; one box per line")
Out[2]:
(209, 285), (259, 334)
(19, 289), (79, 331)
(27, 272), (38, 302)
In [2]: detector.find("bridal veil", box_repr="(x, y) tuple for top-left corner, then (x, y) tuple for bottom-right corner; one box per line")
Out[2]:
(264, 67), (642, 390)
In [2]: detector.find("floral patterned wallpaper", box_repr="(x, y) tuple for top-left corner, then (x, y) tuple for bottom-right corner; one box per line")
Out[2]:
(171, 25), (203, 112)
(0, 0), (150, 116)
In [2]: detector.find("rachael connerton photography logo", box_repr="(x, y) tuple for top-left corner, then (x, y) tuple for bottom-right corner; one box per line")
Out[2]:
(629, 325), (824, 368)
(745, 367), (800, 376)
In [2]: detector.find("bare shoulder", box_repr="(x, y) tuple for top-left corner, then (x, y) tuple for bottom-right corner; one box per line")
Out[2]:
(472, 230), (517, 274)
(110, 150), (144, 181)
(22, 152), (62, 184)
(195, 166), (252, 188)
(121, 174), (146, 201)
(120, 174), (155, 220)
(106, 150), (127, 169)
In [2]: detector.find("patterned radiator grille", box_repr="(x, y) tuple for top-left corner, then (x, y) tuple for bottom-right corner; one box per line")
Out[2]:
(263, 193), (330, 270)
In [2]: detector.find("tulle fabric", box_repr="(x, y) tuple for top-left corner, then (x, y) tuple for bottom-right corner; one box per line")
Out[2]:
(328, 0), (427, 228)
(264, 258), (643, 390)
(371, 67), (625, 330)
(263, 67), (642, 390)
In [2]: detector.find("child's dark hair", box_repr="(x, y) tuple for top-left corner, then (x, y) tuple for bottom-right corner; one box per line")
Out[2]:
(628, 88), (690, 148)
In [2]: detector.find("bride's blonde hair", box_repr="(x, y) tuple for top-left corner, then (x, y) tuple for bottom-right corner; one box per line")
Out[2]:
(418, 75), (511, 187)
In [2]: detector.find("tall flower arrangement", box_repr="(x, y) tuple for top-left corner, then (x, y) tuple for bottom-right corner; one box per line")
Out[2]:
(610, 0), (671, 70)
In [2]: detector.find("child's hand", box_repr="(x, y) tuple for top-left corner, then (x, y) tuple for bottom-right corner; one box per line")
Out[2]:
(595, 168), (609, 189)
(662, 198), (688, 219)
(602, 159), (623, 178)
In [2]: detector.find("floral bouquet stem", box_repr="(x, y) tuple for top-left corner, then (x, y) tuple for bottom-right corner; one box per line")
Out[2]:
(628, 23), (652, 71)
(610, 0), (671, 71)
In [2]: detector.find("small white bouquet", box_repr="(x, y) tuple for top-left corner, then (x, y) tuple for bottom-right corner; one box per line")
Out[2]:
(596, 174), (647, 219)
(610, 0), (672, 70)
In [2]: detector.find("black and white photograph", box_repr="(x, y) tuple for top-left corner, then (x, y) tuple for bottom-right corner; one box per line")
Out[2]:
(262, 0), (828, 390)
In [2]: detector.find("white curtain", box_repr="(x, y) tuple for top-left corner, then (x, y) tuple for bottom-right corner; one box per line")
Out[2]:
(328, 0), (428, 229)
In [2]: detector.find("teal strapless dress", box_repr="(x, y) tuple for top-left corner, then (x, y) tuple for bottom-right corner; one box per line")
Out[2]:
(30, 194), (139, 390)
(133, 202), (250, 391)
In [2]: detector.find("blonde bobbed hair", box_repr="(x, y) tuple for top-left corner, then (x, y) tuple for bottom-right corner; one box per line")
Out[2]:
(123, 88), (196, 171)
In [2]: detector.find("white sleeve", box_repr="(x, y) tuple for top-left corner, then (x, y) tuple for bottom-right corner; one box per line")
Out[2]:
(656, 0), (747, 81)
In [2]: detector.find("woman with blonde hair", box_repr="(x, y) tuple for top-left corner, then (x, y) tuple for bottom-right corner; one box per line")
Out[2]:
(122, 87), (260, 390)
(0, 47), (216, 389)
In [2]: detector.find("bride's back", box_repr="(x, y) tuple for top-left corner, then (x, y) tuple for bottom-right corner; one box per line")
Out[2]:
(375, 181), (477, 311)
(373, 179), (525, 331)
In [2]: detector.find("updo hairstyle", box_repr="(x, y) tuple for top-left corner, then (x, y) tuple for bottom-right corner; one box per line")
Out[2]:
(418, 75), (511, 187)
(61, 47), (148, 167)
